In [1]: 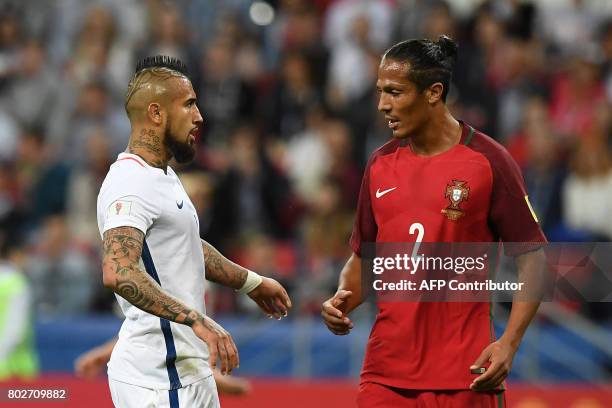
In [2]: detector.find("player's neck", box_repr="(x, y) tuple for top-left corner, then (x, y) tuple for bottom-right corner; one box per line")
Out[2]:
(127, 127), (171, 171)
(408, 111), (461, 157)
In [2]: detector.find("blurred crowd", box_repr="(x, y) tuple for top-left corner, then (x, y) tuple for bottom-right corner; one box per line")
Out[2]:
(0, 0), (610, 319)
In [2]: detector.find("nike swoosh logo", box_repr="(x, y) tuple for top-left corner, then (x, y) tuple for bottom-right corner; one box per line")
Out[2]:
(177, 200), (184, 209)
(376, 187), (397, 199)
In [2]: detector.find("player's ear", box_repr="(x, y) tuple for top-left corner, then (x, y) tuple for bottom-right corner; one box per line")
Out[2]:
(426, 82), (444, 104)
(147, 103), (163, 125)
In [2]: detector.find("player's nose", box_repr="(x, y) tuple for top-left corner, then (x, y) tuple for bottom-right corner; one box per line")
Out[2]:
(194, 106), (204, 125)
(377, 94), (391, 113)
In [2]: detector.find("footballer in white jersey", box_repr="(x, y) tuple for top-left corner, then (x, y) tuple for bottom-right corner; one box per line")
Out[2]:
(97, 56), (291, 408)
(98, 153), (212, 389)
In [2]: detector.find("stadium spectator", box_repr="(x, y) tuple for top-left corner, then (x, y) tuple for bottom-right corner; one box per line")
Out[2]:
(563, 114), (612, 240)
(66, 125), (114, 246)
(326, 12), (378, 110)
(48, 80), (129, 163)
(549, 50), (607, 141)
(508, 97), (566, 236)
(207, 125), (296, 249)
(0, 106), (19, 162)
(264, 50), (323, 139)
(25, 214), (96, 315)
(197, 36), (256, 147)
(284, 107), (332, 203)
(1, 39), (56, 129)
(137, 1), (198, 70)
(0, 234), (38, 380)
(602, 19), (612, 100)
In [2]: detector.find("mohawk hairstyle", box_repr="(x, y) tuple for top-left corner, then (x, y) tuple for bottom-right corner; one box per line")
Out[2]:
(124, 55), (191, 118)
(135, 55), (189, 77)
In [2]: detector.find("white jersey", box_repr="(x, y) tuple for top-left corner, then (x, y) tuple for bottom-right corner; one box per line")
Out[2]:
(97, 152), (212, 390)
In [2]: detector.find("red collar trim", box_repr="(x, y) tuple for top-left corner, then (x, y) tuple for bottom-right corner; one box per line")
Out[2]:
(116, 156), (146, 168)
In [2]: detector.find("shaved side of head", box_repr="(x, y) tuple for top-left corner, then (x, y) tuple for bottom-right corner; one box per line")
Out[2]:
(125, 56), (191, 123)
(124, 67), (187, 122)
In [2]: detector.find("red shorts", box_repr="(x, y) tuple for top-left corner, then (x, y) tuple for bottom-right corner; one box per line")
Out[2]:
(357, 381), (506, 408)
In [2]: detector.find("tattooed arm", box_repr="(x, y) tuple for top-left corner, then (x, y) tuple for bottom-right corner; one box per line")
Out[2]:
(103, 226), (201, 325)
(102, 226), (239, 373)
(201, 239), (248, 290)
(202, 239), (292, 318)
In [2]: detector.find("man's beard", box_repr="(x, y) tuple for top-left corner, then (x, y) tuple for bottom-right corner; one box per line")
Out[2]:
(164, 122), (195, 164)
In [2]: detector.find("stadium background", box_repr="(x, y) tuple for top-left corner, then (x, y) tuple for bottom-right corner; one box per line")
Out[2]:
(0, 0), (611, 406)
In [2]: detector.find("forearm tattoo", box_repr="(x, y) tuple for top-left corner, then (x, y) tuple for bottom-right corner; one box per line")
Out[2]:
(202, 240), (248, 290)
(103, 227), (202, 326)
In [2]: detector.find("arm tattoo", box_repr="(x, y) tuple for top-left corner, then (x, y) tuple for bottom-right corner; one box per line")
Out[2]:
(102, 227), (203, 326)
(202, 240), (248, 290)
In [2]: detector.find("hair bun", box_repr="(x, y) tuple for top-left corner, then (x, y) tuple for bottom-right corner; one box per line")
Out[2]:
(437, 35), (458, 60)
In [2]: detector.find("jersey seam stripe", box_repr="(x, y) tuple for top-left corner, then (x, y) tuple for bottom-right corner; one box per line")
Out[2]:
(116, 157), (146, 168)
(370, 139), (402, 160)
(462, 131), (523, 202)
(463, 126), (475, 146)
(168, 386), (180, 407)
(142, 240), (183, 391)
(488, 246), (497, 344)
(460, 137), (497, 235)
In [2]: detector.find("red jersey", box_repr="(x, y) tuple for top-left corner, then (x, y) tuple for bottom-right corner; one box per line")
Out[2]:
(350, 122), (546, 390)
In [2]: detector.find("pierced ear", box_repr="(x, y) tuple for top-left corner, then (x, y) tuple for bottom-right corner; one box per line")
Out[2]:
(148, 103), (163, 124)
(427, 83), (444, 104)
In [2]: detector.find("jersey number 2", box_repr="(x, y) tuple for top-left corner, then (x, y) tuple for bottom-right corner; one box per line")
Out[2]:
(409, 222), (424, 259)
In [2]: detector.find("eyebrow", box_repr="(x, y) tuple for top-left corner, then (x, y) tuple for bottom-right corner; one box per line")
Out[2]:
(377, 84), (403, 91)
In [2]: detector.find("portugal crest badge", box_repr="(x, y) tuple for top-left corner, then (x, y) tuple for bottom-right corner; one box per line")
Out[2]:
(442, 180), (469, 220)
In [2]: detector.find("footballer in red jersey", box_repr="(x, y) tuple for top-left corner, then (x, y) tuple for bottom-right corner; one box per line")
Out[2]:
(321, 36), (546, 408)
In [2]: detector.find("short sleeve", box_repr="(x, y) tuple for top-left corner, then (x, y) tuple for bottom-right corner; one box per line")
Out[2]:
(102, 194), (159, 235)
(350, 157), (378, 256)
(488, 147), (547, 255)
(98, 165), (161, 236)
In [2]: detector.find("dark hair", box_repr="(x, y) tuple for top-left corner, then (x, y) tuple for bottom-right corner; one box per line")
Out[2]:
(125, 55), (191, 115)
(135, 55), (189, 77)
(383, 35), (458, 102)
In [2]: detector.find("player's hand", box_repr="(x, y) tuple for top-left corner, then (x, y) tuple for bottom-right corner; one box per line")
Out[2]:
(192, 315), (239, 375)
(213, 370), (252, 396)
(247, 277), (292, 320)
(321, 290), (354, 335)
(74, 346), (110, 378)
(470, 340), (516, 391)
